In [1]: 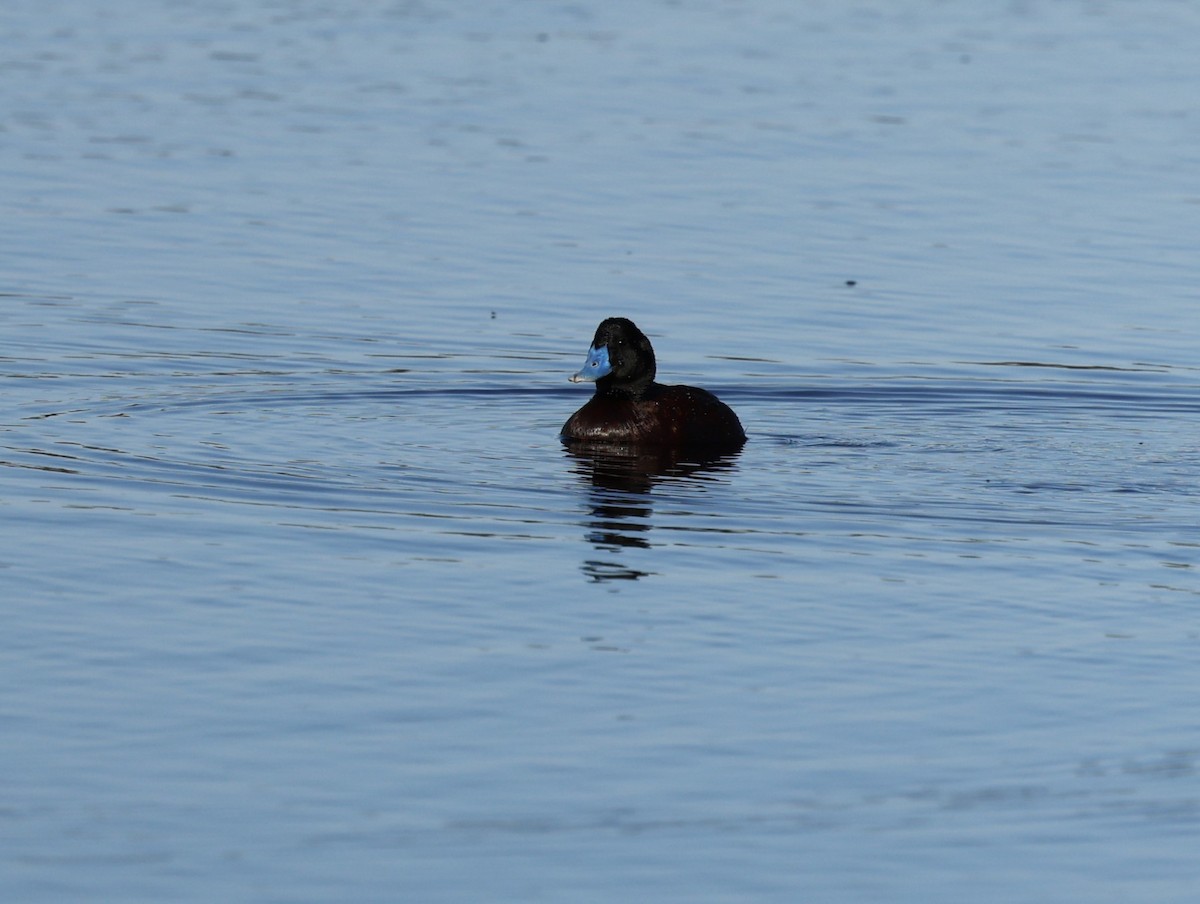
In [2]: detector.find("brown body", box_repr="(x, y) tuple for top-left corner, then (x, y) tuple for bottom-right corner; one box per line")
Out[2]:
(562, 383), (744, 449)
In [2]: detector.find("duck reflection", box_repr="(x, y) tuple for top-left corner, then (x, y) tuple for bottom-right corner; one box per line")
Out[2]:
(564, 442), (742, 582)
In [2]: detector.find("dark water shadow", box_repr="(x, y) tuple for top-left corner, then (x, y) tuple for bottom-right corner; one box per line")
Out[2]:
(563, 441), (743, 583)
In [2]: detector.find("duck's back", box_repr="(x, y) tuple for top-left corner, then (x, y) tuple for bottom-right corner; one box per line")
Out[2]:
(561, 382), (745, 450)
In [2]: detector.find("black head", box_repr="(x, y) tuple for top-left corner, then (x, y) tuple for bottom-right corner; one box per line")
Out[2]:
(569, 317), (657, 395)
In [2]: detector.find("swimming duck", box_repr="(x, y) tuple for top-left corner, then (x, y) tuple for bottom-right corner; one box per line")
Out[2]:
(561, 317), (746, 451)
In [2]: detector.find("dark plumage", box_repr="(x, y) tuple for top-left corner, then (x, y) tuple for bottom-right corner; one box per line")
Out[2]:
(560, 317), (746, 451)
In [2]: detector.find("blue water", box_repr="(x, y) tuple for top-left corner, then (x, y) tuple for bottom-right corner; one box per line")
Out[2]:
(3, 1), (1200, 901)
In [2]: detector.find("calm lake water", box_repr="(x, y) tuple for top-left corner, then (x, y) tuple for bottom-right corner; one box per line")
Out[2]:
(3, 1), (1199, 901)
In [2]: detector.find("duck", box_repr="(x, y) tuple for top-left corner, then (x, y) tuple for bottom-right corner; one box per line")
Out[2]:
(560, 317), (746, 451)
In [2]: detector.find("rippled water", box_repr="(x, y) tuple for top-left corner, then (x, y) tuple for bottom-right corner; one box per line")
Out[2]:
(4, 1), (1200, 902)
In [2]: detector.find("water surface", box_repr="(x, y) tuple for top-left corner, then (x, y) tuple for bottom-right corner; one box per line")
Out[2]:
(3, 1), (1199, 902)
